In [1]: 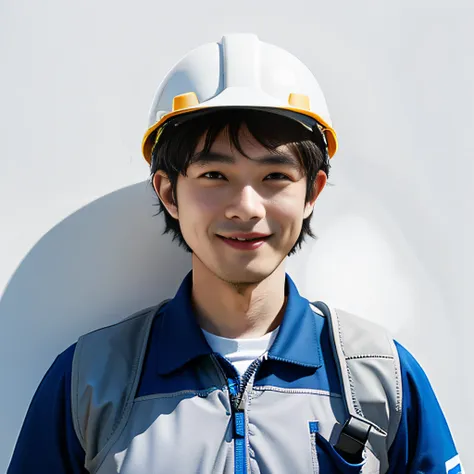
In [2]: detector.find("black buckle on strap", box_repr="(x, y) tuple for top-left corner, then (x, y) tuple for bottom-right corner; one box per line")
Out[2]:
(334, 416), (371, 463)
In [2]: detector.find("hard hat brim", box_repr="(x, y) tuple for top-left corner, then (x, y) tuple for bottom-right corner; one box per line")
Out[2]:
(142, 106), (338, 164)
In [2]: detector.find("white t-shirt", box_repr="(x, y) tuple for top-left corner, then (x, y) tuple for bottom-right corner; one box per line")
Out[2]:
(202, 327), (280, 376)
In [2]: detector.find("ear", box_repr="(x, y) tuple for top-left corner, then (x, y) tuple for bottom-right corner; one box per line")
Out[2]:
(303, 170), (327, 219)
(152, 171), (179, 220)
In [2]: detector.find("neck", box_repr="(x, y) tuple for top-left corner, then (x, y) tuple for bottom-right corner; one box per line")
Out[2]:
(191, 256), (287, 339)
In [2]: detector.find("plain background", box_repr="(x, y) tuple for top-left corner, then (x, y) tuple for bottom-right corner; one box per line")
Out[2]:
(1, 0), (472, 471)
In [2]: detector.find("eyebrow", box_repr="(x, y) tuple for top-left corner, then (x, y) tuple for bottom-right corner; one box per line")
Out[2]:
(190, 152), (302, 170)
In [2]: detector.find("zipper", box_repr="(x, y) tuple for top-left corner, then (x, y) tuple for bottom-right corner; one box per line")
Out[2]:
(212, 353), (267, 474)
(233, 356), (262, 409)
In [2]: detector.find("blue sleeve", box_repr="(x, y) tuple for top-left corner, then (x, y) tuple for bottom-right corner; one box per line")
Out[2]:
(7, 344), (87, 474)
(387, 341), (462, 473)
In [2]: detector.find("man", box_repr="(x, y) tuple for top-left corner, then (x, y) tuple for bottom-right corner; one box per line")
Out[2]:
(8, 34), (462, 473)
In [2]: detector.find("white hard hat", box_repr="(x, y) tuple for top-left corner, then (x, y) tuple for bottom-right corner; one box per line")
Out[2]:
(142, 34), (338, 163)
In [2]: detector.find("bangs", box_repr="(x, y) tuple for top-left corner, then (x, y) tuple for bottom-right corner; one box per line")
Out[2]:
(151, 109), (328, 177)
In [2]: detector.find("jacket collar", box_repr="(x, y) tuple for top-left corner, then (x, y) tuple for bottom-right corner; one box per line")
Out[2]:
(155, 271), (322, 375)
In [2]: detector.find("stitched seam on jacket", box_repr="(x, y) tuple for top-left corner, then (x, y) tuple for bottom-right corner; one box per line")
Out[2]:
(393, 354), (401, 412)
(385, 331), (400, 409)
(387, 335), (402, 414)
(72, 337), (86, 451)
(252, 386), (342, 398)
(106, 317), (148, 444)
(345, 363), (364, 417)
(334, 308), (365, 417)
(310, 430), (319, 474)
(98, 399), (137, 471)
(134, 387), (226, 402)
(346, 355), (394, 360)
(245, 395), (252, 468)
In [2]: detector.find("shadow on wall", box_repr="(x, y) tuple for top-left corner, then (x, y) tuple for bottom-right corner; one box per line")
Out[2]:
(0, 181), (191, 470)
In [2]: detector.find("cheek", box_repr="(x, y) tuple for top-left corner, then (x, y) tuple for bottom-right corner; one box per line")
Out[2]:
(270, 189), (307, 223)
(189, 188), (223, 216)
(177, 186), (222, 233)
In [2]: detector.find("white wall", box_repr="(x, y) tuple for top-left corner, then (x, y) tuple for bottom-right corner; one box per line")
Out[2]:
(1, 0), (472, 471)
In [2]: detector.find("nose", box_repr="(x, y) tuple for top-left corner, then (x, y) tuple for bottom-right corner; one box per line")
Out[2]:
(224, 185), (266, 222)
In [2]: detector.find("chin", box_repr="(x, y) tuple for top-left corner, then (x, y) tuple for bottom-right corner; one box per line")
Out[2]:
(215, 262), (282, 286)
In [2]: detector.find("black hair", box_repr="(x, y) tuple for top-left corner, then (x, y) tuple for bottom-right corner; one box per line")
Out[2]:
(150, 109), (330, 256)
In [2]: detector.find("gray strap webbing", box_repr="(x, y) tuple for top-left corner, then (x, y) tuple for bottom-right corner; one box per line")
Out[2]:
(71, 302), (168, 473)
(311, 301), (402, 472)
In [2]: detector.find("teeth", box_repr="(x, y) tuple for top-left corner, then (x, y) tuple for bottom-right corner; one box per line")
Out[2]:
(222, 235), (269, 241)
(231, 237), (267, 241)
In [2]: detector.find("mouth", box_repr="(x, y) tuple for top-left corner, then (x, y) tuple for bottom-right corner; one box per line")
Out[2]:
(216, 234), (271, 250)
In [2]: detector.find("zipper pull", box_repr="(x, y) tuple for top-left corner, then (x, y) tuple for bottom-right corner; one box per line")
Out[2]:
(233, 409), (247, 474)
(233, 410), (245, 438)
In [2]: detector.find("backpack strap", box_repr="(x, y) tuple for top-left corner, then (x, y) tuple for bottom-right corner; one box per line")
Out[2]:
(311, 301), (402, 472)
(71, 301), (169, 473)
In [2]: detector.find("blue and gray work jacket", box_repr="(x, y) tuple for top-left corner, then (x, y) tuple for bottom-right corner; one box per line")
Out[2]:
(8, 272), (461, 473)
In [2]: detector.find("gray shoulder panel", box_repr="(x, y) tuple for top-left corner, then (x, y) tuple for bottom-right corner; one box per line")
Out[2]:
(333, 308), (402, 425)
(311, 303), (402, 473)
(71, 304), (164, 473)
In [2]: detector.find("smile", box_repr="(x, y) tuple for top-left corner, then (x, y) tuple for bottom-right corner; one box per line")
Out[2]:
(227, 236), (261, 241)
(216, 234), (270, 250)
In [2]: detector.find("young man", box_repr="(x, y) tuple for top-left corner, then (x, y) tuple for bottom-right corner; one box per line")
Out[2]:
(8, 35), (462, 473)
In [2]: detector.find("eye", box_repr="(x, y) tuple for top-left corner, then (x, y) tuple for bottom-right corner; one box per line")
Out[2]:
(201, 171), (226, 180)
(265, 173), (291, 181)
